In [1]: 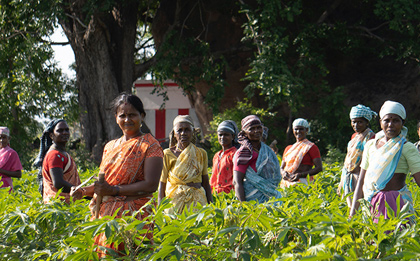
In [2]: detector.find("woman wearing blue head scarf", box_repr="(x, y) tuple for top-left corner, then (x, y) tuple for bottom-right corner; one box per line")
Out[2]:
(350, 101), (420, 224)
(210, 120), (239, 194)
(337, 104), (376, 208)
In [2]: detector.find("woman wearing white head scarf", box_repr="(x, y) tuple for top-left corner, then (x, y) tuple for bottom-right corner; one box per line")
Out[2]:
(337, 104), (377, 208)
(280, 118), (322, 188)
(350, 101), (420, 224)
(158, 115), (213, 213)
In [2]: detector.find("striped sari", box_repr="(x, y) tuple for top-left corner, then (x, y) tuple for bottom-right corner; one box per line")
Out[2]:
(280, 139), (314, 188)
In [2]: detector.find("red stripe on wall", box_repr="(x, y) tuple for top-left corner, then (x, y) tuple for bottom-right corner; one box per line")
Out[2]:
(155, 109), (166, 140)
(178, 109), (189, 115)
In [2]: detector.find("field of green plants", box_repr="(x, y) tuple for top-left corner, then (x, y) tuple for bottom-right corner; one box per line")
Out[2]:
(2, 162), (420, 260)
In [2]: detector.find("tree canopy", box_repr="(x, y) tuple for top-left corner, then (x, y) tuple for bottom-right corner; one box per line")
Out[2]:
(0, 0), (419, 165)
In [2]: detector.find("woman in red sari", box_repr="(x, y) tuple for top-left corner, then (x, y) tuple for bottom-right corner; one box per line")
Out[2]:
(210, 120), (239, 194)
(71, 93), (163, 255)
(34, 119), (81, 203)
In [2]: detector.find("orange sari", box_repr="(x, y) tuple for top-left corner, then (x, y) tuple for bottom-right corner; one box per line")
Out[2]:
(280, 139), (314, 188)
(89, 133), (163, 255)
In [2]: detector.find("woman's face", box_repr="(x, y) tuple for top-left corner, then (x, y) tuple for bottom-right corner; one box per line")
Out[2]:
(0, 134), (10, 149)
(293, 126), (308, 141)
(245, 125), (263, 142)
(218, 131), (233, 148)
(351, 117), (369, 133)
(116, 103), (144, 137)
(380, 113), (404, 139)
(174, 122), (193, 147)
(50, 121), (70, 145)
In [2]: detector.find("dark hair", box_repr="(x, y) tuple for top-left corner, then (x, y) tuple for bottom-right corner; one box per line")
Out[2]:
(417, 121), (420, 130)
(110, 92), (146, 116)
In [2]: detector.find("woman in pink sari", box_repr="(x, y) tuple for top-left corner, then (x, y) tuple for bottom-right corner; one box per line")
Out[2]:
(0, 127), (22, 193)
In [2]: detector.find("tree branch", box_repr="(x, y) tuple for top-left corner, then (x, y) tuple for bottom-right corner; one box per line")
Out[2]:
(317, 0), (344, 24)
(134, 55), (156, 79)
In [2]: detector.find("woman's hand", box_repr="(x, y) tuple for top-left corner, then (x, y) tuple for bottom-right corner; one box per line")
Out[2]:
(336, 182), (342, 196)
(94, 180), (117, 196)
(289, 173), (301, 182)
(70, 186), (84, 200)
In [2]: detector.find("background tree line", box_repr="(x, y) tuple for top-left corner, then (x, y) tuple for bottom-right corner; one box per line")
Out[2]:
(0, 0), (419, 168)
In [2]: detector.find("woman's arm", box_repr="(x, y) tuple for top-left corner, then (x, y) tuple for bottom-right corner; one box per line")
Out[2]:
(93, 157), (163, 197)
(412, 172), (420, 187)
(294, 158), (323, 181)
(158, 182), (166, 205)
(233, 170), (246, 201)
(50, 167), (75, 193)
(280, 161), (287, 178)
(349, 168), (366, 217)
(0, 168), (21, 178)
(201, 174), (213, 203)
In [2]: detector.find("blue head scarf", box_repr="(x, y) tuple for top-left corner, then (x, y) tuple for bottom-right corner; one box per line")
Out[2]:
(217, 120), (239, 147)
(350, 104), (377, 121)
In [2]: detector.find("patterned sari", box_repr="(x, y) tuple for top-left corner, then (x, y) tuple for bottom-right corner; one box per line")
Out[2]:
(340, 128), (375, 195)
(89, 133), (163, 254)
(163, 143), (208, 213)
(243, 143), (282, 203)
(280, 139), (314, 188)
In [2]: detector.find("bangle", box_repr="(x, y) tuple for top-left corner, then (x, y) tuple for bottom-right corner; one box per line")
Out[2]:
(114, 185), (120, 196)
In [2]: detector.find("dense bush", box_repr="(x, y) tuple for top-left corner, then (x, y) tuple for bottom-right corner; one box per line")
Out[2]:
(1, 163), (420, 260)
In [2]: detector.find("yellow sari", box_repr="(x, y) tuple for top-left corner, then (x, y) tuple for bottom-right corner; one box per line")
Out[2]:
(161, 143), (208, 213)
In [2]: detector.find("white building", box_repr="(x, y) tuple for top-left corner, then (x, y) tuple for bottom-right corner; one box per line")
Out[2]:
(133, 80), (201, 143)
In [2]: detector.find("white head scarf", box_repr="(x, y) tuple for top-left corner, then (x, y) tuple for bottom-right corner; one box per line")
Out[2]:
(292, 118), (310, 133)
(379, 101), (406, 120)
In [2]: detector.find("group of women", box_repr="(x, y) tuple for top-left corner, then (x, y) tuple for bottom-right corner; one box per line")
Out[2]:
(2, 95), (420, 256)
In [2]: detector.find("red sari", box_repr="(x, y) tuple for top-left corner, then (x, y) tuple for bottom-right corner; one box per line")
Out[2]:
(211, 146), (237, 194)
(42, 150), (80, 203)
(89, 133), (163, 255)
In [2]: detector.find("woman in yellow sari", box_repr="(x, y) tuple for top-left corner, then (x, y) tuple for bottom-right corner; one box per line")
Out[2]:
(71, 93), (163, 256)
(158, 115), (213, 213)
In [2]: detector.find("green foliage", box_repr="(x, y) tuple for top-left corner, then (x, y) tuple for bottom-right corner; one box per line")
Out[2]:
(0, 0), (79, 169)
(239, 0), (420, 153)
(3, 162), (420, 260)
(151, 29), (227, 113)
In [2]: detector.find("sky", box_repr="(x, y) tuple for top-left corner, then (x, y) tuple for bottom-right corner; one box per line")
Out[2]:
(50, 27), (75, 77)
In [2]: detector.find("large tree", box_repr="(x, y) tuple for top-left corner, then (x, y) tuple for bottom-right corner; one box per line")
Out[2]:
(2, 0), (420, 164)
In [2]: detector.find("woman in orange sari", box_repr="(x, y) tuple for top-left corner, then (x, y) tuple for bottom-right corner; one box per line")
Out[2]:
(71, 93), (163, 256)
(280, 118), (322, 188)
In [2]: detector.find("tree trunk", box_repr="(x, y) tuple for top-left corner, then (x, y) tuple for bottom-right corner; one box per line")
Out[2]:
(152, 0), (255, 134)
(59, 1), (140, 162)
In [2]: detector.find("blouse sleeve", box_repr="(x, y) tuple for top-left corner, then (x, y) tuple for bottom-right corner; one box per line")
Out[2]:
(308, 144), (321, 160)
(146, 139), (164, 158)
(404, 143), (420, 175)
(44, 150), (67, 170)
